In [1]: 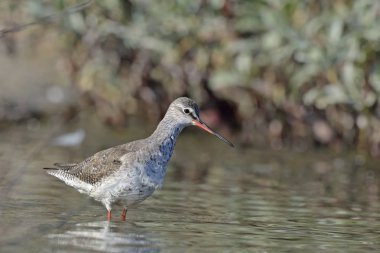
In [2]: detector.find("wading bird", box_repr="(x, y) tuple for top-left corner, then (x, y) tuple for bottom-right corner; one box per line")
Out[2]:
(45, 97), (233, 221)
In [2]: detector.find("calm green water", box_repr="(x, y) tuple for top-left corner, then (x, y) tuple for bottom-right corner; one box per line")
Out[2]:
(0, 118), (379, 253)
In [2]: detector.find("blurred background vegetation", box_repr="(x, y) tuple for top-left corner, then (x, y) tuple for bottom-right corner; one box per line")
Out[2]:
(1, 0), (380, 155)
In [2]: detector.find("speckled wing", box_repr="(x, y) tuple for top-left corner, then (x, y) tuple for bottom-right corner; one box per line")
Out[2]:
(51, 140), (144, 185)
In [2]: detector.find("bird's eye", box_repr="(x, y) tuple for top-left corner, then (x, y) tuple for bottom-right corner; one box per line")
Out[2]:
(183, 108), (190, 114)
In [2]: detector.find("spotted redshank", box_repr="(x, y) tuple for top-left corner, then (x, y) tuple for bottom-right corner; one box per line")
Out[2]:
(45, 97), (233, 221)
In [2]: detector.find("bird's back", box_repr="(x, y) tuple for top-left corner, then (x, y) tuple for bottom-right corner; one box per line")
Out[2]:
(45, 139), (147, 193)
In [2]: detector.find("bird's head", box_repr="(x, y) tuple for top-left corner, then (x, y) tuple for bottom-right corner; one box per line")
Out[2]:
(168, 97), (234, 147)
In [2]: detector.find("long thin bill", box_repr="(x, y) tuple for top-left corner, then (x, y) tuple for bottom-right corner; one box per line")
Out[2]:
(193, 119), (234, 147)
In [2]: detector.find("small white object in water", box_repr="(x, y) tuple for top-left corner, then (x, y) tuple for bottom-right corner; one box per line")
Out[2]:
(51, 129), (85, 147)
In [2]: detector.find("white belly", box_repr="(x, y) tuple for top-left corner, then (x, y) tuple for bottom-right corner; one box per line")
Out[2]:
(90, 166), (161, 207)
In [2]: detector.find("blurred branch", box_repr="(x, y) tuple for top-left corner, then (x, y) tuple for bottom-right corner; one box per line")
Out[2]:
(0, 0), (94, 38)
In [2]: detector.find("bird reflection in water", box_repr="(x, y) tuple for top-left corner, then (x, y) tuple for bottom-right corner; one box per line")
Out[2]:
(48, 221), (160, 253)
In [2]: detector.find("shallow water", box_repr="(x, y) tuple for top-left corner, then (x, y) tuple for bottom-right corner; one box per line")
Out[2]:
(0, 118), (380, 253)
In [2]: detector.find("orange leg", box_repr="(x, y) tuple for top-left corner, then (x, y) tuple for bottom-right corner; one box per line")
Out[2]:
(121, 208), (127, 221)
(108, 210), (111, 221)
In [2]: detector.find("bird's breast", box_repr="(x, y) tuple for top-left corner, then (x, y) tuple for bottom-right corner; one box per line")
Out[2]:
(143, 140), (175, 185)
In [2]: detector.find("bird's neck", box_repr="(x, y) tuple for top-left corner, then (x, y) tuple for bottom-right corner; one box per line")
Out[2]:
(150, 114), (184, 145)
(144, 115), (185, 174)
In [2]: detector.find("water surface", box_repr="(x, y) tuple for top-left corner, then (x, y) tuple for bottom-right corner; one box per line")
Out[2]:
(0, 118), (379, 252)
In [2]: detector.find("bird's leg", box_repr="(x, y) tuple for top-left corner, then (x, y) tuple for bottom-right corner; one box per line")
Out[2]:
(107, 210), (111, 221)
(121, 207), (127, 221)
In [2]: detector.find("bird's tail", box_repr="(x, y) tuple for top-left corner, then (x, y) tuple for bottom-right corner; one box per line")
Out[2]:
(43, 167), (60, 177)
(43, 167), (58, 170)
(43, 167), (93, 194)
(43, 162), (78, 172)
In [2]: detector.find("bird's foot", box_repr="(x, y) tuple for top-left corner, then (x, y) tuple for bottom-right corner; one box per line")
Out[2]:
(121, 208), (127, 221)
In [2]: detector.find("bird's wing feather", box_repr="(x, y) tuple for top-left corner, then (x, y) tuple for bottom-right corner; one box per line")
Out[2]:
(54, 163), (78, 169)
(53, 140), (146, 185)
